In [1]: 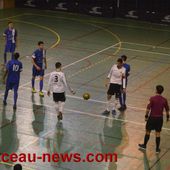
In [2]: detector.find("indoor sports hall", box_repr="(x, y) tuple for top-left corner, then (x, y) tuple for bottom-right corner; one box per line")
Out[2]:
(0, 0), (170, 170)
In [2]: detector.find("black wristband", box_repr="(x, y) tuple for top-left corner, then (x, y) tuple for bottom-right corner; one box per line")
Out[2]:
(167, 114), (169, 120)
(145, 115), (148, 119)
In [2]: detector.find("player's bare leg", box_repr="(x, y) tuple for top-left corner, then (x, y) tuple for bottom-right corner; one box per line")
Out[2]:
(103, 95), (112, 115)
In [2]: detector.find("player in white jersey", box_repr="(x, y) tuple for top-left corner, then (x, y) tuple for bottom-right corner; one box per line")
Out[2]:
(47, 62), (75, 121)
(103, 58), (126, 115)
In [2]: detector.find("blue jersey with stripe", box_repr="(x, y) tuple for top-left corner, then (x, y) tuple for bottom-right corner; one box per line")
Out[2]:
(6, 59), (23, 84)
(123, 63), (130, 78)
(4, 28), (17, 44)
(32, 49), (45, 68)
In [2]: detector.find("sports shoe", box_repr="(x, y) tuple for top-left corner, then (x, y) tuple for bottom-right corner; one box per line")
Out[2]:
(3, 100), (7, 106)
(112, 110), (116, 115)
(156, 148), (161, 154)
(39, 91), (44, 97)
(32, 88), (37, 93)
(102, 110), (110, 115)
(13, 105), (17, 110)
(118, 105), (127, 111)
(138, 144), (146, 150)
(57, 112), (63, 121)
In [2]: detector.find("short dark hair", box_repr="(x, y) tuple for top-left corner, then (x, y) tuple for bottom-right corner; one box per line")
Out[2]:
(14, 52), (20, 60)
(55, 62), (62, 69)
(14, 164), (22, 170)
(8, 21), (13, 25)
(156, 85), (164, 94)
(117, 58), (123, 63)
(121, 55), (127, 61)
(38, 41), (44, 46)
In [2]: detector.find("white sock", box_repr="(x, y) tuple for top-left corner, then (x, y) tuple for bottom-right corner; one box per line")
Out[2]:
(112, 99), (118, 111)
(59, 102), (65, 113)
(106, 100), (111, 111)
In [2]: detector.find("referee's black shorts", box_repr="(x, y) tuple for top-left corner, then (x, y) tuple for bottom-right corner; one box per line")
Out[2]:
(107, 83), (121, 98)
(146, 117), (163, 132)
(53, 92), (66, 102)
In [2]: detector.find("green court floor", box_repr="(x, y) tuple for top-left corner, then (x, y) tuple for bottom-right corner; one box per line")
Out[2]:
(0, 8), (170, 170)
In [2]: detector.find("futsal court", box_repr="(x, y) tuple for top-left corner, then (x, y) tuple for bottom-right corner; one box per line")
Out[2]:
(0, 8), (170, 170)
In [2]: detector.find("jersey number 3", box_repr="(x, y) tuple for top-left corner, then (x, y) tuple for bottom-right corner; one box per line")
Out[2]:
(54, 75), (58, 82)
(13, 64), (19, 72)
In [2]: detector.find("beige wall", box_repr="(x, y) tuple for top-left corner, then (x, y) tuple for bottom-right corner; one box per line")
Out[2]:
(0, 0), (4, 9)
(0, 0), (15, 9)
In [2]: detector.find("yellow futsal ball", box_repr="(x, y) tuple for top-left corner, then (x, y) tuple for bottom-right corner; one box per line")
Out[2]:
(83, 93), (90, 100)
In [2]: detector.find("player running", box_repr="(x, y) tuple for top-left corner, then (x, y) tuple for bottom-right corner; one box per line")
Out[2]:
(3, 52), (23, 110)
(47, 62), (75, 121)
(31, 41), (47, 97)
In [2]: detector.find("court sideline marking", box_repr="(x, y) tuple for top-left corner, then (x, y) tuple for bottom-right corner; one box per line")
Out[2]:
(2, 93), (170, 132)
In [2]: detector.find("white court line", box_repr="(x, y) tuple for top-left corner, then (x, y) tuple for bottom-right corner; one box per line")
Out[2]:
(122, 41), (170, 50)
(120, 47), (170, 56)
(0, 42), (121, 96)
(2, 87), (170, 131)
(4, 96), (170, 131)
(21, 86), (146, 111)
(18, 42), (121, 89)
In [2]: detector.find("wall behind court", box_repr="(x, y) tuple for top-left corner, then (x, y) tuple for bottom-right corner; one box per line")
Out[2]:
(15, 0), (170, 24)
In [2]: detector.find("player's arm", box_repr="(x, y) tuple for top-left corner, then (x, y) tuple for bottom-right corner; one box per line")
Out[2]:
(43, 49), (47, 69)
(145, 99), (152, 121)
(63, 73), (75, 94)
(32, 55), (41, 71)
(165, 99), (170, 121)
(3, 62), (9, 84)
(122, 69), (126, 92)
(126, 65), (130, 77)
(3, 30), (7, 43)
(47, 74), (53, 96)
(3, 70), (8, 84)
(15, 29), (18, 48)
(105, 68), (112, 87)
(44, 56), (47, 69)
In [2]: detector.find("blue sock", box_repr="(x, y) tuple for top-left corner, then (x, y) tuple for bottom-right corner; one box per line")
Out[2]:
(119, 93), (123, 106)
(4, 53), (7, 64)
(32, 78), (35, 89)
(4, 88), (9, 102)
(123, 93), (126, 106)
(14, 90), (18, 106)
(40, 80), (43, 91)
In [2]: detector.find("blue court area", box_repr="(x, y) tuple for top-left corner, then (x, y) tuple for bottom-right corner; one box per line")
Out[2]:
(0, 8), (170, 170)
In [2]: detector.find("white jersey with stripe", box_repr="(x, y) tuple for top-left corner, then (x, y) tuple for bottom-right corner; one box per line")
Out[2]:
(48, 71), (68, 93)
(107, 64), (125, 85)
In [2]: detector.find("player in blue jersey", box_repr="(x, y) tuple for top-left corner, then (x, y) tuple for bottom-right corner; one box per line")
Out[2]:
(31, 41), (47, 97)
(118, 55), (130, 111)
(3, 52), (23, 110)
(3, 21), (17, 65)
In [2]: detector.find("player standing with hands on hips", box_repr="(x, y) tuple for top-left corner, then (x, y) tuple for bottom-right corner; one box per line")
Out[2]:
(47, 62), (75, 121)
(31, 41), (47, 97)
(139, 85), (169, 153)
